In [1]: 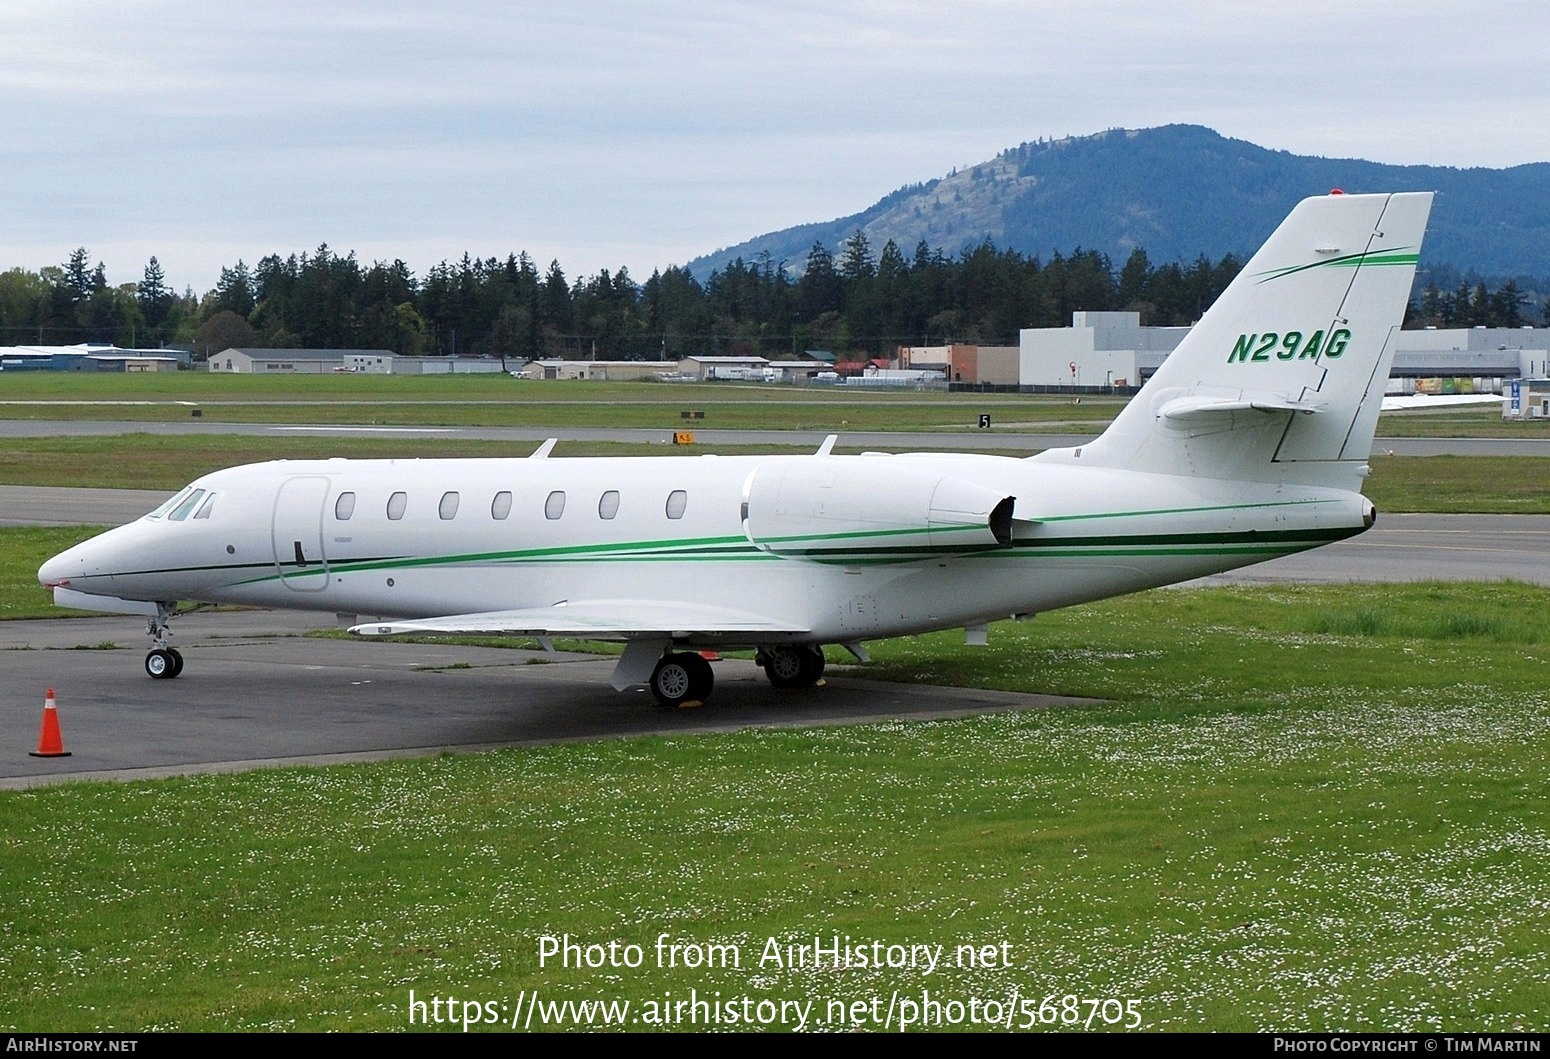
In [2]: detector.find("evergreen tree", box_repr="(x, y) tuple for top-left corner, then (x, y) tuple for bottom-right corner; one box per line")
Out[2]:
(798, 243), (842, 322)
(136, 257), (173, 331)
(1489, 280), (1525, 327)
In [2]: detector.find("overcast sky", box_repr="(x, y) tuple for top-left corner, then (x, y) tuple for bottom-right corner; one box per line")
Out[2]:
(4, 0), (1546, 294)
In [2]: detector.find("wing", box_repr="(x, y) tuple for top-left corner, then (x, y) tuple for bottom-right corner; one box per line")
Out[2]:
(349, 598), (810, 639)
(1380, 393), (1504, 411)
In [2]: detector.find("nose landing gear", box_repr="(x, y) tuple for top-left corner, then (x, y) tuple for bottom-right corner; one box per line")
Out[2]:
(144, 602), (184, 679)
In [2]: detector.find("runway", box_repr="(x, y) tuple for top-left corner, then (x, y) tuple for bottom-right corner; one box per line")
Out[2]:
(1190, 512), (1550, 586)
(5, 416), (1550, 455)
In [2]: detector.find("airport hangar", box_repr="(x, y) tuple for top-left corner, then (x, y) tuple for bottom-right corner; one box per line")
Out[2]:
(1008, 312), (1550, 413)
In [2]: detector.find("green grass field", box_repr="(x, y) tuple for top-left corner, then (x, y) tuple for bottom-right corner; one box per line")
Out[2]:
(0, 373), (1122, 430)
(2, 583), (1547, 1031)
(1, 370), (1543, 436)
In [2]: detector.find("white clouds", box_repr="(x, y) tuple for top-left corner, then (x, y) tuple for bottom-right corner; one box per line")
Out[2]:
(4, 1), (1549, 291)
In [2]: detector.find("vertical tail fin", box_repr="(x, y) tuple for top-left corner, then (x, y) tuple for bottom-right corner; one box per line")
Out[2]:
(1072, 191), (1432, 490)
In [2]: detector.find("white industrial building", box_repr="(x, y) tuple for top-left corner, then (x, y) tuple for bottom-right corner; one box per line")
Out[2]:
(1019, 312), (1188, 389)
(208, 348), (395, 373)
(1021, 312), (1550, 396)
(207, 348), (505, 374)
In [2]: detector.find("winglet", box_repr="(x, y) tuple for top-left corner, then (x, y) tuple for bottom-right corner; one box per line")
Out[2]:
(815, 434), (838, 456)
(530, 438), (558, 459)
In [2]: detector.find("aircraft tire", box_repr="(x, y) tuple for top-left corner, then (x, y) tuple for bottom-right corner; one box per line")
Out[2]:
(168, 648), (185, 678)
(651, 652), (714, 707)
(146, 648), (181, 680)
(761, 644), (825, 688)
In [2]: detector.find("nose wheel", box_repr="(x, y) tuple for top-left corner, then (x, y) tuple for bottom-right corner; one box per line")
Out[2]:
(145, 647), (184, 679)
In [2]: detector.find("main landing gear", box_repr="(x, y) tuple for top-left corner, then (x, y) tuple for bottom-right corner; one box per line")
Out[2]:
(645, 645), (828, 708)
(757, 644), (826, 689)
(650, 651), (715, 708)
(144, 602), (184, 680)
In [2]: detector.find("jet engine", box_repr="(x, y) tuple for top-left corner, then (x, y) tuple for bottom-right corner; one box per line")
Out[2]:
(741, 459), (1015, 559)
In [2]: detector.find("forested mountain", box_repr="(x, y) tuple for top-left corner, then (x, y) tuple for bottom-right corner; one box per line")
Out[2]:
(687, 125), (1550, 282)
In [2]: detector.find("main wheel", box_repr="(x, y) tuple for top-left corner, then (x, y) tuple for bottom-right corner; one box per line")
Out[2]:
(760, 645), (825, 688)
(146, 648), (180, 679)
(650, 652), (714, 707)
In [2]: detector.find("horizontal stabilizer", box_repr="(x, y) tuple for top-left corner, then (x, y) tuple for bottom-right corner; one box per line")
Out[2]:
(351, 599), (809, 639)
(1158, 395), (1322, 422)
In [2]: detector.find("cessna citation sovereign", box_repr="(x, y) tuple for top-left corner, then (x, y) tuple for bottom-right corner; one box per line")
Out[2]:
(40, 191), (1431, 707)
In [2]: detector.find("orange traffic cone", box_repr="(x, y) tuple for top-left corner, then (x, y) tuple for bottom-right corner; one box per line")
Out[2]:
(698, 650), (720, 661)
(29, 688), (71, 758)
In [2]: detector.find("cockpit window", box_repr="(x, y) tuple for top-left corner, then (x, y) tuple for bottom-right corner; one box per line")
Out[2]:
(167, 488), (207, 522)
(192, 493), (216, 520)
(148, 487), (195, 519)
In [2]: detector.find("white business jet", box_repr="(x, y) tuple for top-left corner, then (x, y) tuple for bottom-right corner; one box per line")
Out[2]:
(40, 191), (1431, 707)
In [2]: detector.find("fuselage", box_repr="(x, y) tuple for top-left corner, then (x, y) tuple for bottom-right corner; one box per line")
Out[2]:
(39, 450), (1372, 647)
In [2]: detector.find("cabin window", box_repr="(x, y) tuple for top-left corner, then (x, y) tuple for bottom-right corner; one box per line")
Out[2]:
(387, 491), (408, 520)
(334, 492), (356, 520)
(665, 489), (687, 520)
(491, 491), (512, 520)
(439, 491), (460, 520)
(193, 493), (217, 520)
(544, 490), (566, 520)
(598, 490), (620, 519)
(168, 488), (206, 522)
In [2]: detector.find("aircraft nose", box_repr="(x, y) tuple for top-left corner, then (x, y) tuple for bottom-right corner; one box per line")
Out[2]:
(39, 533), (109, 589)
(39, 546), (80, 588)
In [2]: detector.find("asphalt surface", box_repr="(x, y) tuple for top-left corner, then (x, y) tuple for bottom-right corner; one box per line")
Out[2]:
(0, 610), (1101, 788)
(1, 485), (171, 527)
(5, 416), (1550, 455)
(1190, 512), (1550, 586)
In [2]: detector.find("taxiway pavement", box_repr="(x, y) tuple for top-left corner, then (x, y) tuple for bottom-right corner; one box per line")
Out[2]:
(0, 610), (1098, 788)
(5, 416), (1550, 455)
